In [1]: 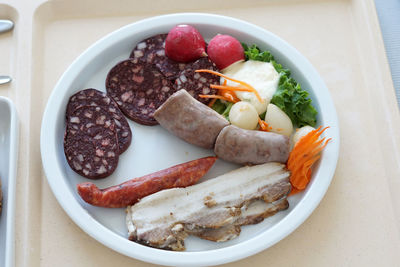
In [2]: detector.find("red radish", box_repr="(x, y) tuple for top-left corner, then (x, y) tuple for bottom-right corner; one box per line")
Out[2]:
(165, 25), (207, 63)
(207, 34), (245, 70)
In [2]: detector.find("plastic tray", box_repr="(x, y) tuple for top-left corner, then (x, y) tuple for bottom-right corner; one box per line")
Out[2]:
(2, 0), (400, 266)
(0, 97), (19, 267)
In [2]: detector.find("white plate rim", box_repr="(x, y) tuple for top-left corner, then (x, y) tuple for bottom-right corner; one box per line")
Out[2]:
(40, 13), (340, 267)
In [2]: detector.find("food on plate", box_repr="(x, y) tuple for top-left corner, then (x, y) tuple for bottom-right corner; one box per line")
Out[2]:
(264, 103), (293, 136)
(214, 125), (289, 165)
(129, 34), (186, 81)
(293, 125), (315, 146)
(77, 156), (217, 208)
(66, 88), (132, 154)
(64, 106), (119, 179)
(207, 34), (245, 70)
(174, 57), (219, 105)
(221, 60), (278, 115)
(126, 162), (291, 250)
(61, 23), (332, 253)
(243, 44), (317, 127)
(165, 25), (207, 63)
(288, 126), (331, 194)
(106, 58), (175, 125)
(229, 101), (259, 130)
(154, 89), (229, 149)
(196, 69), (265, 116)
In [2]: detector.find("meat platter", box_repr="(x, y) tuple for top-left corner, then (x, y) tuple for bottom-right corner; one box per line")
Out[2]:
(40, 13), (339, 266)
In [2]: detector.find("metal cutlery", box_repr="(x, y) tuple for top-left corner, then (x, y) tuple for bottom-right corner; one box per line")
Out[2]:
(0, 75), (12, 85)
(0, 20), (14, 85)
(0, 20), (13, 34)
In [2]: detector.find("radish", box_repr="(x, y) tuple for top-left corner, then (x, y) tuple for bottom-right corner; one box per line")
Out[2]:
(165, 25), (207, 63)
(207, 34), (245, 70)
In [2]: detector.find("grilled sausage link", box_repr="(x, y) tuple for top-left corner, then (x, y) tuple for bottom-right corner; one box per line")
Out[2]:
(77, 156), (217, 208)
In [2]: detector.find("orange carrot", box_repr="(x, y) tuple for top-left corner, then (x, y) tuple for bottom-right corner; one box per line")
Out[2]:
(208, 98), (217, 107)
(287, 126), (331, 194)
(208, 98), (217, 108)
(195, 69), (263, 103)
(199, 95), (236, 102)
(258, 118), (272, 131)
(220, 90), (240, 103)
(210, 84), (254, 92)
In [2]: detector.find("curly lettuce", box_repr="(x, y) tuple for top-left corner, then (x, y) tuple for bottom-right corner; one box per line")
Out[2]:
(242, 44), (317, 127)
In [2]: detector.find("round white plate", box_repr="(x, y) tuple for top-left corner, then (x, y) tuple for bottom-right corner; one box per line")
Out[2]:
(40, 13), (339, 267)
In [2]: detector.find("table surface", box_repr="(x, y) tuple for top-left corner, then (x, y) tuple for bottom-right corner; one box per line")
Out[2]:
(375, 0), (400, 106)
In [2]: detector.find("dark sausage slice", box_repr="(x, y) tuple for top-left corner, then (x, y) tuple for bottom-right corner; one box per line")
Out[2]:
(129, 34), (186, 81)
(154, 89), (229, 149)
(77, 156), (217, 208)
(66, 88), (132, 154)
(214, 125), (290, 165)
(106, 59), (175, 126)
(64, 106), (119, 179)
(174, 57), (219, 105)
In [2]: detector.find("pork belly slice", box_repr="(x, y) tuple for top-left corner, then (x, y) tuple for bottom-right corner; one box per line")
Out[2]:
(126, 162), (291, 251)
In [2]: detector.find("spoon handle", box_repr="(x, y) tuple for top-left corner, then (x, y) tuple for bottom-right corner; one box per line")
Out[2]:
(0, 20), (14, 34)
(0, 75), (12, 85)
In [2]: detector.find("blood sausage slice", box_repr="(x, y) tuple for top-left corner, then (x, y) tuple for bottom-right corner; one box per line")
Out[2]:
(129, 34), (186, 81)
(174, 57), (219, 105)
(106, 59), (175, 126)
(64, 106), (119, 179)
(67, 88), (132, 154)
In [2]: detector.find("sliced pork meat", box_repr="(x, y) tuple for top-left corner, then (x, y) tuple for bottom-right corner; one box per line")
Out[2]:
(126, 162), (291, 250)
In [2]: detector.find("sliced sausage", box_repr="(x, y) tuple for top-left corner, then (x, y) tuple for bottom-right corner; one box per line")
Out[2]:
(66, 88), (132, 154)
(77, 156), (217, 208)
(154, 89), (229, 149)
(129, 34), (186, 81)
(64, 106), (119, 179)
(106, 59), (175, 126)
(214, 125), (290, 165)
(174, 57), (219, 105)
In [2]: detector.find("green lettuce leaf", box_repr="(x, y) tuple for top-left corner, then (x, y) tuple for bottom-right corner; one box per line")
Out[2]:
(211, 100), (232, 121)
(242, 44), (317, 127)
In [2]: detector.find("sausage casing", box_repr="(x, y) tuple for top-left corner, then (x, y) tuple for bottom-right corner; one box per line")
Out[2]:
(214, 125), (289, 165)
(154, 89), (229, 149)
(77, 156), (217, 208)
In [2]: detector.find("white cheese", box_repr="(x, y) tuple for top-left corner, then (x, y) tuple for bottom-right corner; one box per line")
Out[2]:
(222, 60), (280, 114)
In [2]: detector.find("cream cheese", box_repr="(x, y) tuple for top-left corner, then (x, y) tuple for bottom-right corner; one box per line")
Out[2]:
(222, 60), (280, 114)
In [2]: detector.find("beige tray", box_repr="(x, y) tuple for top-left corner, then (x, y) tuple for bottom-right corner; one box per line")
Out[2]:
(2, 0), (400, 266)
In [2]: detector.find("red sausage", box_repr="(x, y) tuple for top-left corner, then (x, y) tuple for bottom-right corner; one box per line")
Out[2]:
(77, 156), (217, 208)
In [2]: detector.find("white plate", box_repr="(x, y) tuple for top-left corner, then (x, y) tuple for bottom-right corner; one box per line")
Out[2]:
(40, 13), (339, 267)
(0, 96), (19, 267)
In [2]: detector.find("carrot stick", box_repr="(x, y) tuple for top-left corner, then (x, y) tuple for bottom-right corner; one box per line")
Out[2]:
(210, 84), (254, 92)
(208, 98), (217, 107)
(287, 126), (331, 194)
(196, 69), (264, 103)
(199, 94), (236, 102)
(221, 90), (240, 102)
(258, 118), (272, 131)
